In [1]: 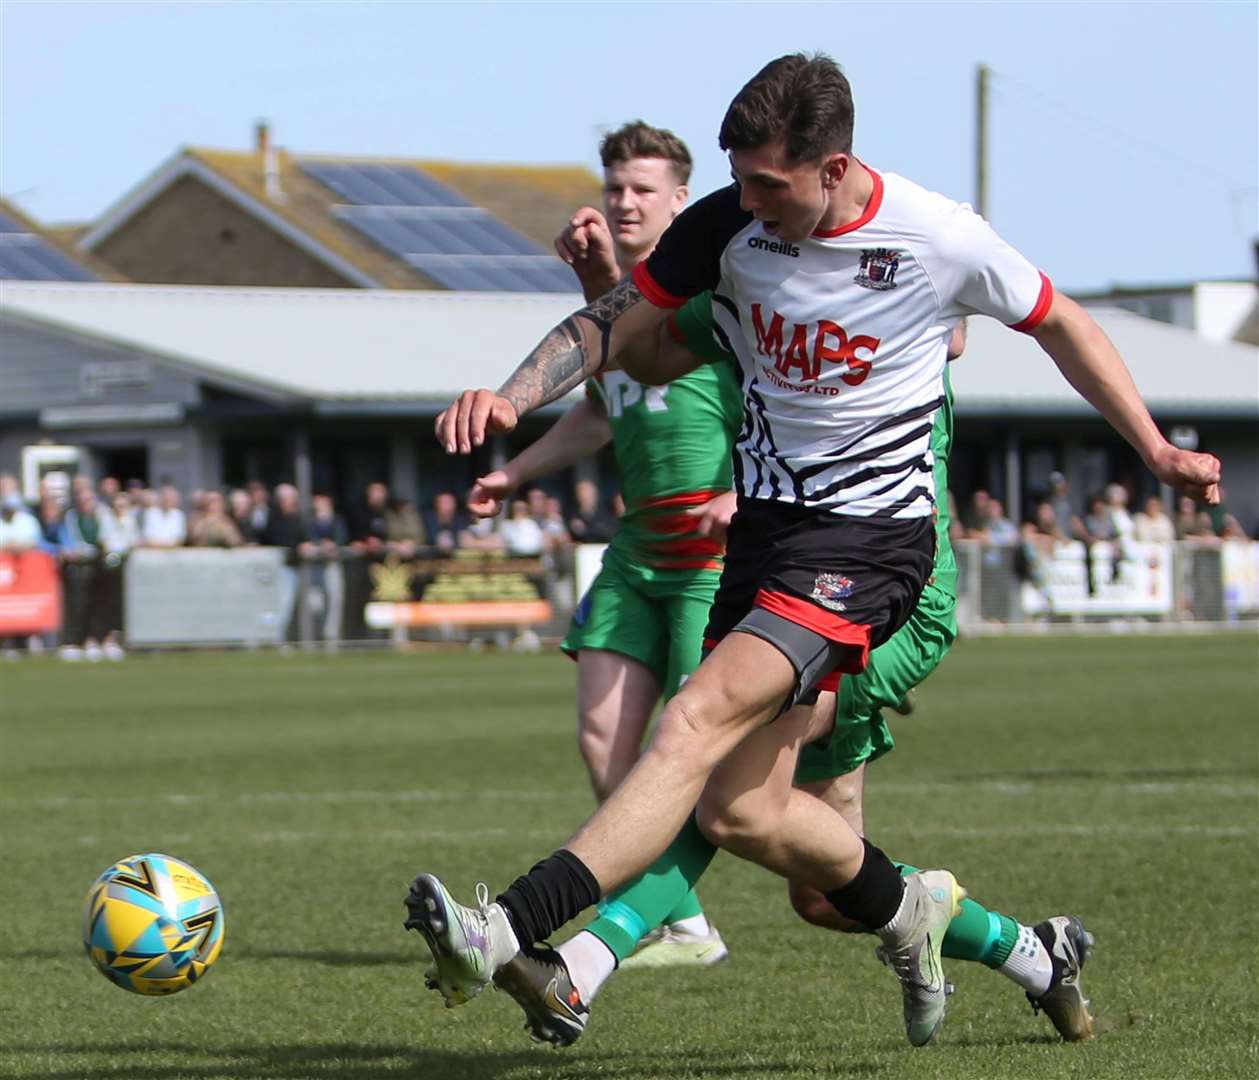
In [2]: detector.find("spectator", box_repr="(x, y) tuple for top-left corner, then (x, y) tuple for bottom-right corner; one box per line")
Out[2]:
(0, 492), (41, 551)
(1173, 495), (1199, 540)
(94, 493), (140, 660)
(141, 484), (187, 548)
(35, 494), (67, 555)
(1078, 493), (1116, 545)
(228, 488), (258, 544)
(189, 491), (245, 548)
(263, 484), (308, 639)
(1046, 471), (1076, 539)
(500, 499), (545, 557)
(1190, 511), (1222, 543)
(1133, 496), (1175, 543)
(386, 498), (426, 559)
(0, 493), (42, 660)
(961, 489), (991, 538)
(540, 495), (571, 550)
(99, 476), (122, 502)
(349, 481), (391, 552)
(525, 487), (548, 526)
(982, 498), (1019, 546)
(60, 488), (104, 661)
(300, 493), (347, 646)
(1105, 483), (1135, 541)
(246, 481), (271, 538)
(568, 479), (618, 542)
(425, 492), (468, 554)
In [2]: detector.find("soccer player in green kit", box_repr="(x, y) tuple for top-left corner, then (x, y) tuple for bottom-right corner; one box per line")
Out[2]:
(465, 121), (742, 967)
(489, 309), (1096, 1047)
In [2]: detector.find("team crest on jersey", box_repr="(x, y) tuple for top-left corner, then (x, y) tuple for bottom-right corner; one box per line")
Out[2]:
(811, 572), (854, 612)
(855, 248), (901, 291)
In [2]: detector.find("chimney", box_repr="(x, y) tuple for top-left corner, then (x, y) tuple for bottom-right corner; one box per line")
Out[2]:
(255, 120), (284, 203)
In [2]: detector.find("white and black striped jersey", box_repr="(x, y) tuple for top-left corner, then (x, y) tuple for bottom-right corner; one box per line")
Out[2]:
(632, 165), (1052, 518)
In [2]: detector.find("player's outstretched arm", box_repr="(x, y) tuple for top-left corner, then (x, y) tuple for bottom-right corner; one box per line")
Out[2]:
(1030, 293), (1221, 502)
(466, 399), (613, 518)
(434, 278), (663, 455)
(619, 316), (709, 387)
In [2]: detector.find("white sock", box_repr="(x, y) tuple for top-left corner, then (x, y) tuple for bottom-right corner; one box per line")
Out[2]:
(999, 924), (1054, 996)
(556, 930), (617, 1003)
(668, 913), (712, 937)
(487, 902), (521, 967)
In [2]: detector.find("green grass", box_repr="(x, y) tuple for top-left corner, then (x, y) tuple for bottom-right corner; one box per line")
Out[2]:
(1, 634), (1257, 1079)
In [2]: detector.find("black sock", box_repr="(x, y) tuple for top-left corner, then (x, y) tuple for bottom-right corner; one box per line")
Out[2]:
(823, 839), (905, 930)
(495, 849), (602, 947)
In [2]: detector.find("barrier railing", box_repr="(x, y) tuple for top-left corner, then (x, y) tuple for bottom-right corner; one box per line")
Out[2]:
(3, 541), (1254, 651)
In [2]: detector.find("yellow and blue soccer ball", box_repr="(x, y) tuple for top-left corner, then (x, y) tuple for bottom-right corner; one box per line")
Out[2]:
(82, 853), (225, 995)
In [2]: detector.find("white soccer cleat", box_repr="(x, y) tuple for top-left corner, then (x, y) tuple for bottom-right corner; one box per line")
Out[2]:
(404, 875), (518, 1007)
(619, 923), (729, 970)
(879, 869), (965, 1046)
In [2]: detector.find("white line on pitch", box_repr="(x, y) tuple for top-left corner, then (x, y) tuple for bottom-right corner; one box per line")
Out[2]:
(3, 778), (1254, 810)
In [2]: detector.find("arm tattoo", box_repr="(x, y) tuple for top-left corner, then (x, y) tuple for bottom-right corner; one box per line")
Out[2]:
(496, 280), (643, 418)
(574, 279), (643, 373)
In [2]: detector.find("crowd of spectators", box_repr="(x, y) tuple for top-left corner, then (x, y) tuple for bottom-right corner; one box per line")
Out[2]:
(0, 470), (625, 659)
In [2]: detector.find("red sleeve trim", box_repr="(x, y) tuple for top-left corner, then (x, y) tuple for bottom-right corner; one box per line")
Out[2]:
(754, 588), (872, 672)
(812, 163), (883, 238)
(1010, 272), (1054, 333)
(815, 671), (842, 693)
(632, 262), (687, 309)
(666, 314), (687, 344)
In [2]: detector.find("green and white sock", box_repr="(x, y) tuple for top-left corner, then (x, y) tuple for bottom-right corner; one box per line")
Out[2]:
(997, 923), (1054, 996)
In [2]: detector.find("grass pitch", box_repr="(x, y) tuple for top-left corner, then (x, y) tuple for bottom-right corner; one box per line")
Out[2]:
(1, 633), (1256, 1079)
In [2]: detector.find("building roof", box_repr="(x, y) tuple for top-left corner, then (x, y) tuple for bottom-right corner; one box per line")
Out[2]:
(0, 282), (1255, 418)
(0, 197), (124, 283)
(78, 145), (601, 291)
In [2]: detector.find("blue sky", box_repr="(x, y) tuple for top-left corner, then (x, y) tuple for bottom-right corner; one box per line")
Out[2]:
(2, 0), (1255, 290)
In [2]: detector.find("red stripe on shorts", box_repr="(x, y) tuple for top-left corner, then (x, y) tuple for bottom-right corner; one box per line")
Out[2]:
(754, 588), (872, 671)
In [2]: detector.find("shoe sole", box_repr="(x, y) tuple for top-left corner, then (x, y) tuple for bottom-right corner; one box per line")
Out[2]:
(1043, 921), (1096, 1042)
(404, 875), (482, 1007)
(493, 961), (583, 1047)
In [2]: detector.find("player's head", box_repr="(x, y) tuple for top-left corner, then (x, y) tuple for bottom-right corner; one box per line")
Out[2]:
(720, 53), (856, 242)
(599, 121), (692, 259)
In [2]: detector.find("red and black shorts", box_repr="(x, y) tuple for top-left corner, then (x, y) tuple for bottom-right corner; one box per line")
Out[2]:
(703, 497), (935, 708)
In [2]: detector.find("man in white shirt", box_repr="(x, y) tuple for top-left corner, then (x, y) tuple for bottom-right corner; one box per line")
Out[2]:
(141, 485), (187, 548)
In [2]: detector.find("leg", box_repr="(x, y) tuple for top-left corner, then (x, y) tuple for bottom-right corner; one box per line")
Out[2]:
(575, 649), (660, 802)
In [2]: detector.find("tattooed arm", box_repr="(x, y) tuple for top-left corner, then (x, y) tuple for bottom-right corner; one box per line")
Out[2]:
(435, 278), (665, 454)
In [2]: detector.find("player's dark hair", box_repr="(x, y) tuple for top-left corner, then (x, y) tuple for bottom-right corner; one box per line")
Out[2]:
(719, 53), (854, 162)
(599, 121), (693, 185)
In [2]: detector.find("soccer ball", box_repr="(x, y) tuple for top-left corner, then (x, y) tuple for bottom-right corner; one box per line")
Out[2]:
(82, 853), (225, 995)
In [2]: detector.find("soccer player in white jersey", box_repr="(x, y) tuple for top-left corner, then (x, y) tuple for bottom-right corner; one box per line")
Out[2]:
(410, 53), (1221, 1047)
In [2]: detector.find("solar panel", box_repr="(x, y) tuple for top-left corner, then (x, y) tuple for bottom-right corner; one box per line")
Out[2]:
(407, 254), (579, 294)
(301, 160), (577, 292)
(0, 232), (97, 281)
(300, 162), (470, 208)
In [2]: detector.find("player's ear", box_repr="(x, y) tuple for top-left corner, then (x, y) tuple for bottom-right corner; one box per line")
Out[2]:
(821, 154), (848, 190)
(671, 184), (689, 217)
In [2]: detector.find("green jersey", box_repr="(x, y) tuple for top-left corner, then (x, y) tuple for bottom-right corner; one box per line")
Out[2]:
(588, 292), (743, 577)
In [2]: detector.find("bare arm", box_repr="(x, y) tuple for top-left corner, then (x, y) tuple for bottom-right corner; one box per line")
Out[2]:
(619, 316), (709, 387)
(435, 278), (666, 454)
(466, 398), (612, 517)
(1030, 293), (1221, 501)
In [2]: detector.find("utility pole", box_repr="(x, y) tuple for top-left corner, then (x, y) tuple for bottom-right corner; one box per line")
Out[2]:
(975, 63), (990, 220)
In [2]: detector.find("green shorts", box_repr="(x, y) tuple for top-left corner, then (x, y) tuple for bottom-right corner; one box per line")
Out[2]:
(795, 583), (956, 784)
(561, 546), (721, 699)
